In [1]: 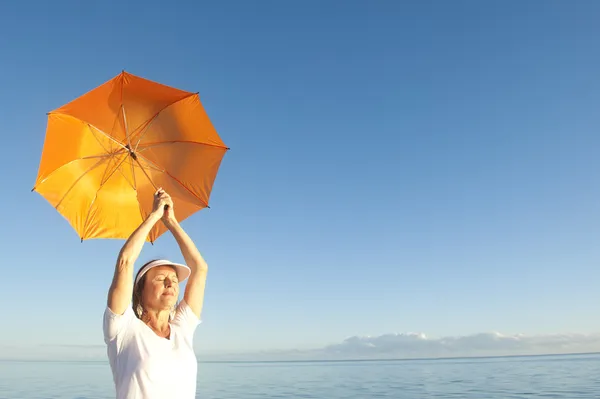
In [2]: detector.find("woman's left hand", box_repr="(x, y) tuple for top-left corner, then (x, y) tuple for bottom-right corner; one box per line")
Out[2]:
(160, 190), (178, 227)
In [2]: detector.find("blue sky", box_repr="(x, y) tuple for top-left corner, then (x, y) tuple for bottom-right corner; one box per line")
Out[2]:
(2, 0), (600, 360)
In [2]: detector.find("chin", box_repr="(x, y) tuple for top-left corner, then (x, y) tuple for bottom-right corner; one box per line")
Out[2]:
(161, 297), (177, 307)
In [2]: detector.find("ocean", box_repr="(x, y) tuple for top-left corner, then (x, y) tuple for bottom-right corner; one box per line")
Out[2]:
(0, 353), (598, 398)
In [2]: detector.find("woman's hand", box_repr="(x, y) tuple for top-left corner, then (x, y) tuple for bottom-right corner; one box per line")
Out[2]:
(151, 188), (169, 219)
(159, 189), (178, 228)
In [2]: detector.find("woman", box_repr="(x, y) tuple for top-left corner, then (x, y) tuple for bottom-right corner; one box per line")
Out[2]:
(103, 188), (208, 399)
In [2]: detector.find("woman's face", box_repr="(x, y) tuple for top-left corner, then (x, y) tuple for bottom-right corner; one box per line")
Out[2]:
(142, 265), (180, 312)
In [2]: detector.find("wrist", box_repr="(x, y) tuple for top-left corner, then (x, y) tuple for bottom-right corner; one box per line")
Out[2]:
(147, 211), (163, 223)
(164, 217), (179, 229)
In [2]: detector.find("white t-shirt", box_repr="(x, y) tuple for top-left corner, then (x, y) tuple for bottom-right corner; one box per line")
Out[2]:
(103, 300), (201, 399)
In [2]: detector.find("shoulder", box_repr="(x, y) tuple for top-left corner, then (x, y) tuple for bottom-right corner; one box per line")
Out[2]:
(103, 305), (139, 343)
(171, 300), (201, 336)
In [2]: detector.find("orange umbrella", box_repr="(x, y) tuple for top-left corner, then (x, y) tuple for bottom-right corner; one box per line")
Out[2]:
(33, 71), (229, 242)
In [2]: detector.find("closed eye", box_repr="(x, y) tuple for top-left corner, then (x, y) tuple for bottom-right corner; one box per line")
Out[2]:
(156, 276), (178, 283)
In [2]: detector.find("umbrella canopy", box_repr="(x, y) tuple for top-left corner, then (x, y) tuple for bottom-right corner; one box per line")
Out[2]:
(33, 71), (229, 242)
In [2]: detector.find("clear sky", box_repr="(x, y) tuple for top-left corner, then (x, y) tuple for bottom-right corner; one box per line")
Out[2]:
(2, 0), (600, 360)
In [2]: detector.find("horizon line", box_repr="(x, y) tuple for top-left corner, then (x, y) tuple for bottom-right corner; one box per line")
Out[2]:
(1, 351), (598, 364)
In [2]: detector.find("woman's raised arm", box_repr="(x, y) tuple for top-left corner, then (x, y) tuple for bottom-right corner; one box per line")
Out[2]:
(107, 189), (167, 314)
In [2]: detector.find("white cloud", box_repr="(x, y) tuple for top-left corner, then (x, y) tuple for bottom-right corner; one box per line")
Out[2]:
(198, 331), (600, 361)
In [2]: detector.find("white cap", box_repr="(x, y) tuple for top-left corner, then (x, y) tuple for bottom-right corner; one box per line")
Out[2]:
(134, 259), (191, 286)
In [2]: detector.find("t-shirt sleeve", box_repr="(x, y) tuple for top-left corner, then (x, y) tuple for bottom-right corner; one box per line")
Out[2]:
(171, 300), (201, 338)
(103, 305), (135, 344)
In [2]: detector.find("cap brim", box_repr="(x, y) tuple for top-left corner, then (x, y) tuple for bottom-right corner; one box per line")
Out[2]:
(168, 262), (192, 282)
(135, 259), (192, 286)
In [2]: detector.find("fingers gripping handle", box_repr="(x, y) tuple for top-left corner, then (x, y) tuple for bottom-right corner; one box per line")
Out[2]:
(156, 187), (170, 210)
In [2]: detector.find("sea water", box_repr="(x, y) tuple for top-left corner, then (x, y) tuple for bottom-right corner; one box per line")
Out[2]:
(0, 353), (598, 398)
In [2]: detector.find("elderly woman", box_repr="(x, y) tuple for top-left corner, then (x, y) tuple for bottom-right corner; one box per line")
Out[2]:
(103, 188), (208, 399)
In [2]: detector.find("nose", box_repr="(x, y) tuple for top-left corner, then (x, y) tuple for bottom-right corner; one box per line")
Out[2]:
(164, 278), (173, 288)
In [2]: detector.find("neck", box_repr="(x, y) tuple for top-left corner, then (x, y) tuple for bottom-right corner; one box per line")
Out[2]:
(142, 309), (172, 338)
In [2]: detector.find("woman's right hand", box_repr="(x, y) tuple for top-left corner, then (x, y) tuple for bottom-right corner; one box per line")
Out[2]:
(151, 187), (168, 218)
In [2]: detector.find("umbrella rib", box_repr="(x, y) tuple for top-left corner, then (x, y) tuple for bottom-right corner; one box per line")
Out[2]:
(109, 105), (123, 152)
(98, 154), (118, 187)
(129, 155), (137, 191)
(88, 123), (127, 150)
(90, 147), (135, 190)
(122, 105), (131, 149)
(45, 122), (120, 190)
(137, 140), (230, 152)
(131, 113), (159, 152)
(88, 123), (111, 154)
(133, 157), (158, 190)
(33, 153), (120, 191)
(115, 159), (136, 191)
(81, 154), (129, 239)
(87, 124), (130, 184)
(134, 152), (166, 173)
(135, 153), (209, 208)
(164, 172), (209, 208)
(131, 92), (197, 151)
(165, 171), (209, 208)
(132, 158), (169, 242)
(130, 159), (154, 243)
(54, 157), (109, 210)
(34, 123), (127, 191)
